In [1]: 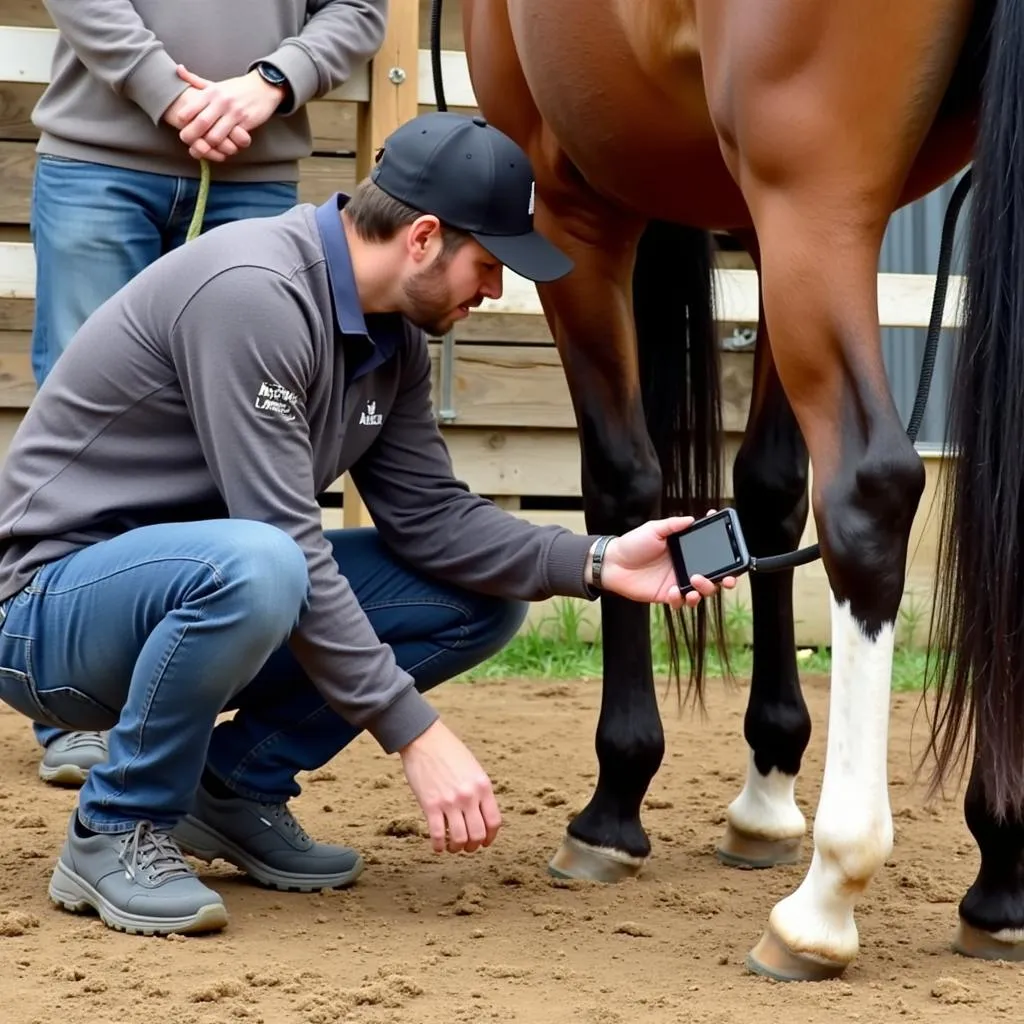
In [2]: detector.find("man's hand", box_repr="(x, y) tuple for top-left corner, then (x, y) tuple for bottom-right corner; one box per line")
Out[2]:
(399, 719), (501, 854)
(162, 74), (251, 162)
(162, 64), (284, 162)
(595, 511), (738, 608)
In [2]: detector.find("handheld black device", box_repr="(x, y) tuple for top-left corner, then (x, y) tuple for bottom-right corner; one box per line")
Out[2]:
(666, 508), (753, 594)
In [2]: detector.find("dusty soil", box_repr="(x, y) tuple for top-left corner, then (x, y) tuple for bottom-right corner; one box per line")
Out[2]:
(0, 675), (1015, 1024)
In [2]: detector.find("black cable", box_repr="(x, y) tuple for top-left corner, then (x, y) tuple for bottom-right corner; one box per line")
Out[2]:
(430, 0), (448, 113)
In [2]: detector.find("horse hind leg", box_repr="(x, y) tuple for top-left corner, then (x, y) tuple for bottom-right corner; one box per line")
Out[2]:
(718, 238), (812, 871)
(952, 750), (1024, 961)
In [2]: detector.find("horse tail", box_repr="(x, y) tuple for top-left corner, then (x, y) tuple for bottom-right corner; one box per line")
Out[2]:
(928, 0), (1024, 818)
(633, 219), (727, 704)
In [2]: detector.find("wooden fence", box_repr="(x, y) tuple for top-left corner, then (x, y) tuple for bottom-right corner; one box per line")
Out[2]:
(0, 0), (963, 646)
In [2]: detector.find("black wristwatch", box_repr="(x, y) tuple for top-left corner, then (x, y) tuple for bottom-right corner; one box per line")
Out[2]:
(254, 61), (292, 110)
(589, 535), (615, 591)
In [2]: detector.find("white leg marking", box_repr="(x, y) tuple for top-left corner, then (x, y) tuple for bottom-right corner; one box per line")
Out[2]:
(727, 750), (806, 841)
(766, 595), (894, 965)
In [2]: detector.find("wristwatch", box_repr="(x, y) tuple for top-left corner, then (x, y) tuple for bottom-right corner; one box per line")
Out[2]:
(589, 535), (615, 591)
(254, 61), (292, 110)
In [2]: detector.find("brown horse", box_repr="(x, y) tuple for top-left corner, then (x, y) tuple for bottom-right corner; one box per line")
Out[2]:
(456, 0), (1023, 982)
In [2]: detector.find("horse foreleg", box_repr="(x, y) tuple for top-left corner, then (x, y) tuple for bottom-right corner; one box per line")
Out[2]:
(738, 217), (923, 981)
(529, 194), (664, 883)
(719, 247), (812, 870)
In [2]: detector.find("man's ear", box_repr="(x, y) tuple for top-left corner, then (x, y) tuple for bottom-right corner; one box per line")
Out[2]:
(405, 215), (443, 264)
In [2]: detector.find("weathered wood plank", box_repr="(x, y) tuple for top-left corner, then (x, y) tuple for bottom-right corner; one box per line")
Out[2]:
(0, 140), (355, 225)
(0, 330), (31, 406)
(0, 0), (48, 29)
(425, 343), (755, 433)
(0, 297), (30, 332)
(417, 0), (466, 51)
(0, 81), (39, 140)
(0, 140), (33, 223)
(0, 78), (359, 153)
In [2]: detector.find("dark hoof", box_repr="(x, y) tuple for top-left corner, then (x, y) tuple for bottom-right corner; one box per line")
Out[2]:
(746, 926), (849, 982)
(717, 824), (803, 869)
(547, 833), (645, 883)
(953, 920), (1024, 961)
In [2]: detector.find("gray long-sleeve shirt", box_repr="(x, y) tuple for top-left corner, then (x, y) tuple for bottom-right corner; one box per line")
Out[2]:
(33, 0), (386, 181)
(0, 198), (600, 753)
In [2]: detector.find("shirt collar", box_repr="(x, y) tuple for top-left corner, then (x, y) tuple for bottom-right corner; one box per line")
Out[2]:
(315, 193), (405, 382)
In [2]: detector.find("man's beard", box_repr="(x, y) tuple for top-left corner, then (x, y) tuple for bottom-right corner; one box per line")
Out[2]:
(402, 253), (463, 336)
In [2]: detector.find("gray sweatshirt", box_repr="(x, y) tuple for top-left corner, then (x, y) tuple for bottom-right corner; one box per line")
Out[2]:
(0, 201), (600, 754)
(33, 0), (387, 181)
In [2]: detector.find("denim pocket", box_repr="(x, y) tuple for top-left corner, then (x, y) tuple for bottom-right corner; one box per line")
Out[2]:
(0, 587), (117, 731)
(0, 664), (54, 725)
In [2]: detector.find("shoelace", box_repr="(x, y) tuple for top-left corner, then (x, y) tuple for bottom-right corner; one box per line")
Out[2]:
(119, 821), (195, 885)
(59, 731), (106, 750)
(260, 803), (311, 844)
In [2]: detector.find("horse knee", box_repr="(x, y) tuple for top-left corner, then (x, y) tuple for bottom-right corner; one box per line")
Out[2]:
(583, 454), (662, 534)
(817, 440), (924, 623)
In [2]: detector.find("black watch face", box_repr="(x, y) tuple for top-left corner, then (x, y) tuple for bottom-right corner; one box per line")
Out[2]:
(260, 64), (285, 85)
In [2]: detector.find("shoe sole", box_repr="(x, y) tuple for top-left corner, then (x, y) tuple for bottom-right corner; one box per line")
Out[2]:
(48, 860), (228, 936)
(39, 763), (90, 787)
(175, 815), (365, 893)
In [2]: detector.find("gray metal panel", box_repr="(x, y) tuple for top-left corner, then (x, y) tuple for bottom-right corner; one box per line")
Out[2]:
(878, 173), (971, 449)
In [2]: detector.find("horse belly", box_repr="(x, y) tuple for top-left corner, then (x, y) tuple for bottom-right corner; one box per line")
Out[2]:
(506, 0), (750, 229)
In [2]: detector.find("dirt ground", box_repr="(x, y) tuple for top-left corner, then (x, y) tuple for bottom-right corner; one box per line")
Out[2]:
(0, 674), (1017, 1024)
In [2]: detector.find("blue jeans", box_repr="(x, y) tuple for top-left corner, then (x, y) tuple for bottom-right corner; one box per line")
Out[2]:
(29, 155), (298, 748)
(30, 154), (298, 387)
(0, 522), (525, 832)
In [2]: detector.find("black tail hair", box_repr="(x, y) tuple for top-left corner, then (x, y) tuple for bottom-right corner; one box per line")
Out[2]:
(927, 0), (1024, 818)
(633, 220), (728, 703)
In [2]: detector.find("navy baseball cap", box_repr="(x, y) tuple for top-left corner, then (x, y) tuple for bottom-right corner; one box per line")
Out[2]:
(370, 111), (573, 283)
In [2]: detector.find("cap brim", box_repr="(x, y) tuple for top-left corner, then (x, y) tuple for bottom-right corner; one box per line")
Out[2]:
(471, 229), (574, 284)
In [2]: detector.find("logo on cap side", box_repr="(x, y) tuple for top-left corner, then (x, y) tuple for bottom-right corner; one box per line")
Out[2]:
(528, 181), (535, 216)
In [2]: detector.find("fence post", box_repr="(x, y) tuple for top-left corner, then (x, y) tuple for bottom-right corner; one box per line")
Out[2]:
(342, 0), (421, 528)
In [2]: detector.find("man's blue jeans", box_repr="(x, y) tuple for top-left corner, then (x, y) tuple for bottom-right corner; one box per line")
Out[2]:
(0, 522), (526, 833)
(29, 154), (298, 748)
(30, 154), (298, 387)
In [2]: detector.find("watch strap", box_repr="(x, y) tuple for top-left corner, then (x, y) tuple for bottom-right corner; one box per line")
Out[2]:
(590, 535), (615, 591)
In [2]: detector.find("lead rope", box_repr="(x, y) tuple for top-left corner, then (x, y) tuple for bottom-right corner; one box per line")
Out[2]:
(185, 157), (211, 242)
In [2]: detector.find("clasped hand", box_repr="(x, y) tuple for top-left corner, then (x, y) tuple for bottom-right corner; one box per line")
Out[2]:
(162, 64), (285, 163)
(400, 512), (734, 858)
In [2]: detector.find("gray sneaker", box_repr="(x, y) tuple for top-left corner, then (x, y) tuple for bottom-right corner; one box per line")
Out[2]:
(48, 812), (228, 936)
(39, 731), (108, 786)
(173, 784), (364, 893)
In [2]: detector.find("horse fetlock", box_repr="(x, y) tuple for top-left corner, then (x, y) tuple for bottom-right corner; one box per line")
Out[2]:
(566, 795), (652, 861)
(764, 852), (864, 967)
(813, 803), (894, 890)
(726, 752), (806, 842)
(958, 873), (1024, 940)
(548, 832), (647, 883)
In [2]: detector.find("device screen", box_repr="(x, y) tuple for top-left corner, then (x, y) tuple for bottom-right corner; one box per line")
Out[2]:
(677, 518), (739, 578)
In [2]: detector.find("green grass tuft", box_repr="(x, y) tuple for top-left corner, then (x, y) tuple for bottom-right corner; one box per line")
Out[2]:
(458, 593), (935, 693)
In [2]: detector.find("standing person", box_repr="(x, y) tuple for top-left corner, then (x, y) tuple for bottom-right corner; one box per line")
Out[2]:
(26, 0), (388, 784)
(0, 111), (733, 936)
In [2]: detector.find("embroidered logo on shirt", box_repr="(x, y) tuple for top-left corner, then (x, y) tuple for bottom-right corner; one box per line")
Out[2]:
(254, 380), (298, 422)
(359, 399), (383, 427)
